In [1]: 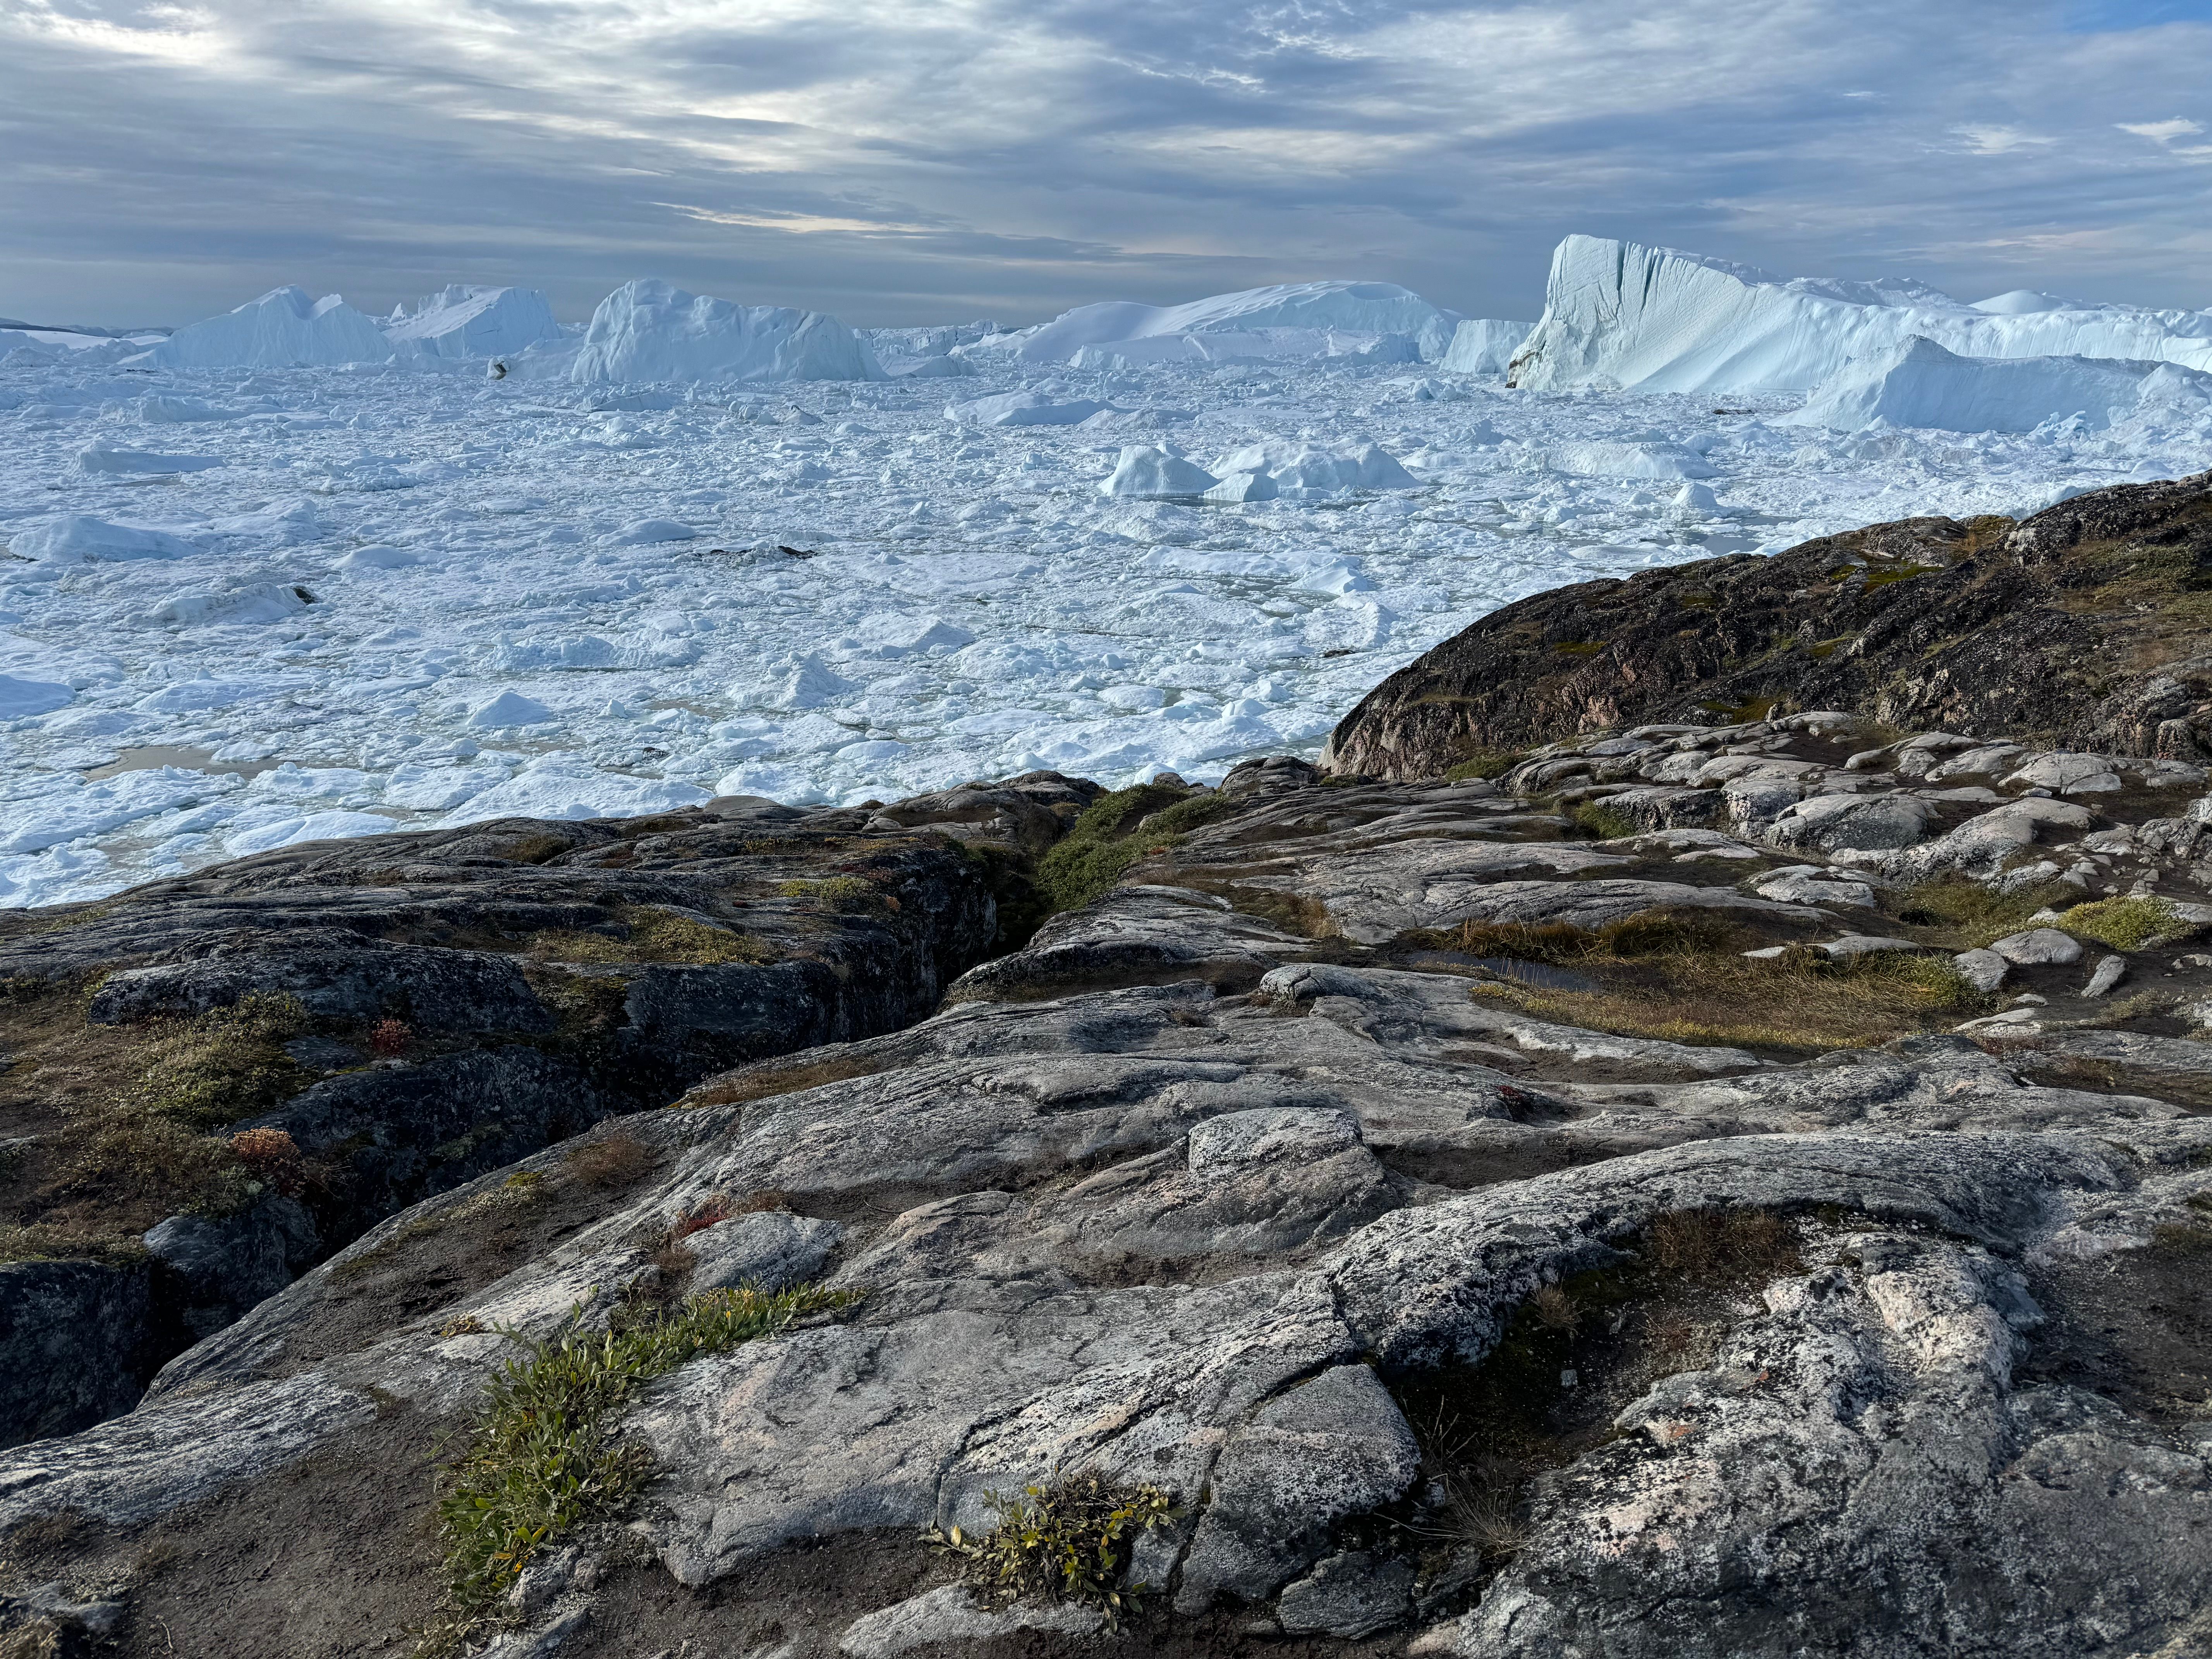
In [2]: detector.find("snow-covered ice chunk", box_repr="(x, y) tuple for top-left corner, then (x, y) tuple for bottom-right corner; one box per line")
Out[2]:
(384, 285), (561, 361)
(598, 518), (696, 547)
(138, 395), (240, 423)
(848, 615), (977, 658)
(1439, 318), (1534, 375)
(136, 582), (317, 627)
(79, 447), (225, 476)
(1787, 335), (2212, 434)
(737, 654), (859, 712)
(226, 810), (400, 856)
(1101, 446), (1219, 500)
(1202, 470), (1278, 504)
(466, 690), (555, 728)
(148, 287), (394, 370)
(0, 675), (72, 718)
(438, 755), (710, 825)
(946, 391), (1108, 427)
(1545, 440), (1720, 480)
(570, 278), (881, 385)
(1674, 481), (1723, 512)
(1511, 234), (2212, 394)
(7, 515), (200, 563)
(1212, 440), (1418, 491)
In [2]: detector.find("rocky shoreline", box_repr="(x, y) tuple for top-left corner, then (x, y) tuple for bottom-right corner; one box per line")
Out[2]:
(2, 476), (2210, 1657)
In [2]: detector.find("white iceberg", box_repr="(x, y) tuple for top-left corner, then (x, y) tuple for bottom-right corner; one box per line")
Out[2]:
(136, 582), (318, 627)
(570, 278), (882, 385)
(1202, 471), (1278, 504)
(1010, 280), (1459, 364)
(0, 674), (73, 718)
(1211, 440), (1418, 492)
(1101, 446), (1219, 500)
(148, 287), (394, 370)
(1439, 318), (1534, 375)
(1510, 234), (2212, 394)
(1544, 440), (1720, 480)
(1787, 336), (2212, 434)
(7, 515), (200, 564)
(466, 690), (555, 728)
(384, 285), (561, 361)
(946, 391), (1108, 427)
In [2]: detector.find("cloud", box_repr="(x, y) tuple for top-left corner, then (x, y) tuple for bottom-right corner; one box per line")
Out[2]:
(0, 0), (2210, 326)
(1952, 124), (2057, 155)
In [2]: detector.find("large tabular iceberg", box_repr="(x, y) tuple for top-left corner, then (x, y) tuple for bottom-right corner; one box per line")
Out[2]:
(1009, 281), (1460, 366)
(147, 287), (394, 370)
(1510, 235), (2212, 394)
(1789, 336), (2212, 434)
(570, 279), (883, 385)
(384, 285), (561, 361)
(1439, 318), (1533, 375)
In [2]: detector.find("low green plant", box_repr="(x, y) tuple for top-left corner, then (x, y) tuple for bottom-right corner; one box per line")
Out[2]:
(427, 1284), (859, 1650)
(927, 1470), (1180, 1631)
(529, 906), (771, 966)
(1893, 876), (2077, 949)
(1570, 801), (1638, 840)
(2060, 895), (2190, 952)
(774, 876), (876, 906)
(1444, 749), (1524, 783)
(116, 993), (308, 1129)
(1034, 783), (1235, 914)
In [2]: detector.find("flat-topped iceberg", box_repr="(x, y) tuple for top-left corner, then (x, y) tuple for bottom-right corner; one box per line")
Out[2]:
(384, 285), (561, 361)
(570, 279), (883, 385)
(1789, 336), (2212, 434)
(148, 286), (394, 370)
(1009, 280), (1460, 365)
(1510, 235), (2212, 394)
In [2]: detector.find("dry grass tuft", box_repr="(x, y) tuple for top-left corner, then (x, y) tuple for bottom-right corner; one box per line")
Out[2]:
(563, 1134), (654, 1188)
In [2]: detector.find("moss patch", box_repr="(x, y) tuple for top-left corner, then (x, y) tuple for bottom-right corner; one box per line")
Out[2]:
(1444, 749), (1525, 783)
(1033, 783), (1235, 914)
(2061, 895), (2192, 952)
(527, 907), (773, 967)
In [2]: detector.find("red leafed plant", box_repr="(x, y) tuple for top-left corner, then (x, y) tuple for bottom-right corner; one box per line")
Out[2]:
(229, 1127), (306, 1197)
(369, 1018), (412, 1057)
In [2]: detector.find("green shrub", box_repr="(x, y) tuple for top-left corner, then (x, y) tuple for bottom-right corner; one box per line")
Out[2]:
(2061, 895), (2189, 951)
(774, 876), (876, 908)
(1571, 801), (1638, 840)
(1034, 783), (1231, 914)
(428, 1284), (858, 1650)
(117, 993), (308, 1129)
(1445, 749), (1523, 783)
(927, 1470), (1180, 1631)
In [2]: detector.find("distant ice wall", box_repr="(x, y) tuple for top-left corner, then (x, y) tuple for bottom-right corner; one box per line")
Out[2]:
(1510, 235), (2212, 394)
(569, 279), (884, 385)
(148, 287), (393, 369)
(1787, 336), (2212, 434)
(385, 285), (561, 361)
(1010, 281), (1461, 365)
(1440, 318), (1534, 376)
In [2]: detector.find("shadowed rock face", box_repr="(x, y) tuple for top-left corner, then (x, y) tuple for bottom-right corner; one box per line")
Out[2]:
(1323, 472), (2212, 781)
(0, 778), (1089, 1445)
(5, 744), (2210, 1658)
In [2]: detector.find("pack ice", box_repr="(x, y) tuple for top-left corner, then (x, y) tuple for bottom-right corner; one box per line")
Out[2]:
(5, 253), (2210, 908)
(1512, 235), (2212, 394)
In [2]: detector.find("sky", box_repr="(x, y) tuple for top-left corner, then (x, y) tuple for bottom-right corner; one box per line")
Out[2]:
(1, 0), (2209, 330)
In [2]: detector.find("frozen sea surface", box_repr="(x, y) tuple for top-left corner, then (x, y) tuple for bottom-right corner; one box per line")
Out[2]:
(0, 352), (2198, 907)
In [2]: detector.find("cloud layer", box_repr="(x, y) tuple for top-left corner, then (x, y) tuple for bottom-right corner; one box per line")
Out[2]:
(1, 0), (2209, 328)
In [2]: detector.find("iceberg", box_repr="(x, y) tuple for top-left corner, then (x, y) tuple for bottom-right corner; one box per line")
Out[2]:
(946, 391), (1109, 427)
(570, 278), (883, 385)
(1544, 440), (1719, 480)
(384, 285), (561, 361)
(7, 515), (200, 564)
(1440, 318), (1534, 375)
(1100, 446), (1220, 500)
(148, 287), (394, 370)
(1788, 336), (2212, 434)
(1211, 440), (1418, 492)
(0, 674), (73, 719)
(1010, 281), (1459, 365)
(1510, 235), (2212, 394)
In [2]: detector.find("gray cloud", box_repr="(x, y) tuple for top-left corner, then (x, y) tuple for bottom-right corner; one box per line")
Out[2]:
(0, 0), (2207, 328)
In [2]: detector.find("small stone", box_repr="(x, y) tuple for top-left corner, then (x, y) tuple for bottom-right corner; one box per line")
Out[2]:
(1276, 1551), (1417, 1639)
(1988, 928), (2084, 966)
(2083, 955), (2128, 998)
(1820, 935), (1927, 959)
(1952, 949), (2009, 993)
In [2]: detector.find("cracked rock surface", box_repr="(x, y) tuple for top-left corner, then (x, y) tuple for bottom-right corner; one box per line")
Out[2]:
(3, 693), (2212, 1654)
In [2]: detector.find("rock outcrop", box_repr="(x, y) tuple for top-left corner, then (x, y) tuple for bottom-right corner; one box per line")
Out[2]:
(0, 776), (1089, 1444)
(1323, 471), (2212, 780)
(2, 733), (2209, 1657)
